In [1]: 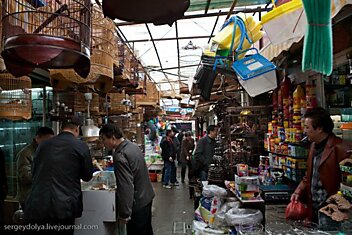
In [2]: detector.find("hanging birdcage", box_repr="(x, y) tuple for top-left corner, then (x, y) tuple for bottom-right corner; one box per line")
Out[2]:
(50, 4), (117, 93)
(100, 90), (128, 115)
(2, 0), (91, 78)
(0, 73), (31, 120)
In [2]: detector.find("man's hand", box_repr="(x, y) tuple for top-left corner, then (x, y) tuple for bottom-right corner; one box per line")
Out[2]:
(118, 218), (130, 224)
(291, 193), (299, 202)
(186, 156), (190, 160)
(169, 157), (173, 162)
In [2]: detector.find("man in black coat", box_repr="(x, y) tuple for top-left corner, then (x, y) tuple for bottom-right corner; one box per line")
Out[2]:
(25, 117), (93, 235)
(160, 130), (178, 188)
(0, 147), (7, 230)
(194, 125), (218, 181)
(100, 124), (155, 235)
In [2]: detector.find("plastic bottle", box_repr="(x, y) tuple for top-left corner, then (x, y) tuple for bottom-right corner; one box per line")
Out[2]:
(293, 85), (304, 112)
(281, 76), (291, 119)
(306, 82), (317, 111)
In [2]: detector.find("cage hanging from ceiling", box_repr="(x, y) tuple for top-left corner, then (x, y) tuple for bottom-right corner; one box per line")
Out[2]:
(50, 4), (116, 93)
(0, 73), (32, 120)
(1, 0), (91, 78)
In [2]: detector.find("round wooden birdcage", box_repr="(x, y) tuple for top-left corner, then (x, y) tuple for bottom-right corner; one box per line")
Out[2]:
(50, 5), (117, 93)
(2, 0), (91, 78)
(0, 73), (32, 120)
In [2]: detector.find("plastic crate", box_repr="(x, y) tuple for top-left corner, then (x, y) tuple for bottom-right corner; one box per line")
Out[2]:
(232, 49), (277, 97)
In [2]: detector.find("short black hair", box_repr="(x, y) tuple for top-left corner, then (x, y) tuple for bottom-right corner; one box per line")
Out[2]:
(185, 131), (192, 137)
(304, 107), (334, 134)
(61, 116), (81, 130)
(207, 125), (217, 134)
(35, 127), (54, 137)
(166, 129), (173, 137)
(99, 124), (124, 139)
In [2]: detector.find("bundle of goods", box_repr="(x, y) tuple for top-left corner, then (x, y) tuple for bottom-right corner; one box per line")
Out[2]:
(234, 164), (261, 201)
(319, 193), (352, 230)
(194, 184), (227, 227)
(235, 175), (261, 201)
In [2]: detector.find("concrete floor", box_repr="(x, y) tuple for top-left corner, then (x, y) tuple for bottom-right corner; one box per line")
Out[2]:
(151, 181), (194, 235)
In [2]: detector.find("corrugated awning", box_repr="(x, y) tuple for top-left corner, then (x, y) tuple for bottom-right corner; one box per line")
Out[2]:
(188, 0), (271, 11)
(260, 0), (352, 61)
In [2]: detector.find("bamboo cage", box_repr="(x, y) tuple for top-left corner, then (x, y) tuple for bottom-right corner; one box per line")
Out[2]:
(0, 73), (31, 120)
(50, 4), (117, 93)
(54, 91), (100, 114)
(135, 81), (160, 106)
(2, 0), (91, 78)
(101, 90), (128, 115)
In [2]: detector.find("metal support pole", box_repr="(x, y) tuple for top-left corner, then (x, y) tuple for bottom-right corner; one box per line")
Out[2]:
(42, 86), (46, 126)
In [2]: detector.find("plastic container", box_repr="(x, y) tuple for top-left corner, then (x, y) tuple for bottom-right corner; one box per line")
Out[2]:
(261, 0), (306, 45)
(341, 122), (352, 142)
(342, 108), (352, 122)
(212, 14), (262, 50)
(293, 85), (304, 112)
(232, 49), (277, 97)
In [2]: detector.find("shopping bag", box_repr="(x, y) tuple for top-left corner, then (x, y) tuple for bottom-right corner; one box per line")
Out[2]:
(285, 200), (308, 220)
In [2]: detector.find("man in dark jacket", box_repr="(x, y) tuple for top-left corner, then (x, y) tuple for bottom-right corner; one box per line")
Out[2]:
(0, 147), (7, 230)
(180, 132), (195, 183)
(291, 107), (351, 222)
(100, 124), (155, 235)
(160, 130), (178, 188)
(25, 117), (93, 235)
(194, 125), (218, 181)
(16, 127), (54, 209)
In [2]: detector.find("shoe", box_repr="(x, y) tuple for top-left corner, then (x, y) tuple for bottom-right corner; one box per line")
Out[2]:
(163, 185), (172, 189)
(170, 182), (180, 186)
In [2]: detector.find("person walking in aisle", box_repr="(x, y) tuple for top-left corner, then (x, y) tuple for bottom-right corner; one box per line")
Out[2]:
(291, 107), (351, 222)
(194, 125), (218, 181)
(180, 132), (195, 183)
(16, 127), (54, 210)
(100, 124), (155, 235)
(160, 129), (178, 188)
(25, 117), (93, 235)
(0, 148), (7, 231)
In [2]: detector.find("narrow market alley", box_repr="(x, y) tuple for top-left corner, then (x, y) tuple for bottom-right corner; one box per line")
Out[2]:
(151, 181), (194, 235)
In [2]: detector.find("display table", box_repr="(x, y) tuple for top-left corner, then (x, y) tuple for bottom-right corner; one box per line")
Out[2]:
(75, 190), (118, 235)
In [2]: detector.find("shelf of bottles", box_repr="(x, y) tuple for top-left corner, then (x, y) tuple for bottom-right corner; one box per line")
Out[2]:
(263, 74), (316, 182)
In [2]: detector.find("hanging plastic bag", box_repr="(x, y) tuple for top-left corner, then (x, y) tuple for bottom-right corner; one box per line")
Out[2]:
(285, 200), (308, 220)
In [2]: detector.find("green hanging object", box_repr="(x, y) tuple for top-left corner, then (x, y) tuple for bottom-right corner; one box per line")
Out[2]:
(302, 0), (333, 76)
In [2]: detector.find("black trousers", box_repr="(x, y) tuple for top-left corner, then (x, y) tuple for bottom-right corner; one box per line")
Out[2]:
(127, 201), (153, 235)
(181, 160), (192, 182)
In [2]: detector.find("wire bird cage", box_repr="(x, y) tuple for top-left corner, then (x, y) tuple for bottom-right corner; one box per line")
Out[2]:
(0, 73), (32, 120)
(50, 4), (117, 93)
(1, 0), (91, 78)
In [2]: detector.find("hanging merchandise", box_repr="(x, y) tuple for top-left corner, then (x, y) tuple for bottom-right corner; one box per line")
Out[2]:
(261, 0), (307, 45)
(211, 14), (264, 57)
(232, 48), (277, 97)
(2, 0), (92, 78)
(206, 14), (264, 58)
(302, 0), (333, 75)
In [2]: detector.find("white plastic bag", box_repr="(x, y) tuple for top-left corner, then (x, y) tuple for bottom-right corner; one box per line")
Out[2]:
(202, 185), (227, 198)
(225, 208), (263, 226)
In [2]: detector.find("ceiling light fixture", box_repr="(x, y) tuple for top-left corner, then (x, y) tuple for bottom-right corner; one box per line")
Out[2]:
(182, 40), (200, 50)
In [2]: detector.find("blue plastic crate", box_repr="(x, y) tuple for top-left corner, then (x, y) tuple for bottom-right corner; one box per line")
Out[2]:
(232, 48), (276, 80)
(231, 48), (277, 97)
